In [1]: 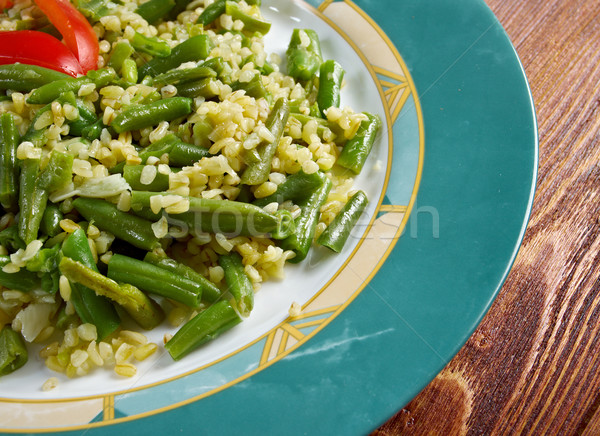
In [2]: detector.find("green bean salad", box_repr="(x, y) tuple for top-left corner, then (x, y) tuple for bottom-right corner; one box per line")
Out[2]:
(0, 0), (381, 385)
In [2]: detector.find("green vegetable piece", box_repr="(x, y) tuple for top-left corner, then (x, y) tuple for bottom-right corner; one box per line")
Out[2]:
(165, 300), (241, 360)
(121, 58), (139, 84)
(0, 256), (40, 292)
(0, 113), (20, 212)
(59, 256), (164, 330)
(72, 197), (162, 251)
(143, 252), (222, 303)
(196, 0), (236, 26)
(252, 170), (327, 207)
(107, 41), (135, 73)
(0, 326), (28, 377)
(76, 0), (113, 20)
(130, 191), (295, 239)
(240, 97), (289, 185)
(336, 112), (382, 174)
(61, 228), (121, 340)
(231, 72), (269, 99)
(176, 77), (220, 99)
(110, 97), (193, 133)
(138, 35), (214, 78)
(39, 204), (63, 237)
(0, 64), (71, 92)
(0, 225), (25, 252)
(224, 1), (271, 35)
(317, 60), (345, 117)
(27, 68), (117, 105)
(219, 252), (253, 317)
(107, 254), (203, 308)
(131, 32), (172, 57)
(280, 171), (332, 263)
(317, 190), (368, 252)
(153, 65), (217, 86)
(123, 165), (170, 192)
(286, 28), (323, 82)
(135, 0), (176, 24)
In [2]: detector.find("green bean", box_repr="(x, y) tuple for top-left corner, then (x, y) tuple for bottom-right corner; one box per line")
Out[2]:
(61, 228), (121, 340)
(131, 32), (172, 57)
(22, 92), (78, 147)
(153, 65), (217, 87)
(168, 139), (211, 166)
(66, 98), (100, 137)
(0, 64), (71, 92)
(40, 204), (63, 237)
(130, 191), (295, 239)
(107, 254), (203, 308)
(59, 256), (164, 330)
(317, 190), (368, 252)
(336, 112), (382, 174)
(219, 252), (253, 317)
(231, 72), (270, 100)
(176, 77), (220, 99)
(107, 41), (135, 73)
(280, 171), (332, 263)
(286, 29), (323, 82)
(143, 252), (222, 303)
(289, 112), (347, 145)
(123, 165), (170, 192)
(197, 0), (237, 26)
(165, 300), (241, 360)
(0, 113), (19, 213)
(240, 97), (289, 185)
(27, 68), (117, 105)
(76, 0), (113, 20)
(19, 151), (72, 244)
(138, 35), (214, 78)
(317, 60), (344, 117)
(81, 119), (104, 141)
(135, 0), (176, 24)
(0, 256), (40, 292)
(252, 170), (327, 207)
(72, 197), (162, 251)
(121, 58), (139, 85)
(224, 1), (271, 35)
(0, 326), (28, 376)
(0, 225), (25, 251)
(110, 97), (193, 133)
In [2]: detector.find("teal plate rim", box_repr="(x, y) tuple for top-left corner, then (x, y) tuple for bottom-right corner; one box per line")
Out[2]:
(2, 0), (538, 434)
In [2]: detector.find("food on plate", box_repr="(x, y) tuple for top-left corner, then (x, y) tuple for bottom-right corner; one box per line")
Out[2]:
(0, 0), (381, 382)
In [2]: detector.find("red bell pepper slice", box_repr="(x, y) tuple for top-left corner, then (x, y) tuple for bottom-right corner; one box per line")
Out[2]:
(0, 30), (83, 77)
(0, 0), (13, 9)
(33, 0), (99, 73)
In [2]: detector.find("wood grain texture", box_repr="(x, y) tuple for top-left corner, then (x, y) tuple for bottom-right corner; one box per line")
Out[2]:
(373, 0), (600, 434)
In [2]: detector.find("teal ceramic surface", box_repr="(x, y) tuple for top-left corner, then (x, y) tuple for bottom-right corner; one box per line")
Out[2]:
(1, 0), (537, 434)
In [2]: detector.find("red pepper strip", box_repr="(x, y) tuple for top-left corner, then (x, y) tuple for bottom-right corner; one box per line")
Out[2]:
(0, 31), (83, 77)
(34, 0), (99, 73)
(0, 0), (13, 9)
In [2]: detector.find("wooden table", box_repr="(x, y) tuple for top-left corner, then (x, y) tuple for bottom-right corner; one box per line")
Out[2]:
(373, 0), (600, 434)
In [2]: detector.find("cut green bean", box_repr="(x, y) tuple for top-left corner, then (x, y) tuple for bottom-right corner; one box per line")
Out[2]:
(0, 256), (40, 292)
(0, 326), (28, 376)
(59, 256), (164, 330)
(224, 1), (271, 35)
(153, 65), (217, 86)
(107, 41), (135, 73)
(252, 170), (327, 207)
(219, 252), (253, 317)
(317, 190), (368, 252)
(231, 72), (270, 99)
(123, 165), (170, 192)
(165, 300), (241, 360)
(27, 68), (117, 105)
(130, 191), (295, 239)
(0, 113), (19, 212)
(196, 0), (237, 26)
(336, 112), (382, 174)
(107, 254), (203, 308)
(138, 35), (214, 78)
(131, 32), (172, 57)
(143, 252), (223, 303)
(76, 0), (113, 20)
(39, 204), (63, 237)
(61, 228), (121, 340)
(280, 171), (332, 263)
(72, 197), (162, 251)
(0, 64), (71, 92)
(110, 97), (193, 133)
(135, 0), (176, 24)
(317, 60), (344, 117)
(286, 29), (322, 82)
(121, 58), (139, 84)
(176, 77), (220, 99)
(240, 97), (289, 185)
